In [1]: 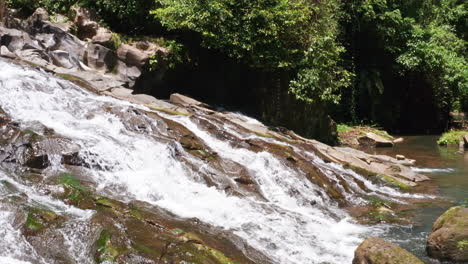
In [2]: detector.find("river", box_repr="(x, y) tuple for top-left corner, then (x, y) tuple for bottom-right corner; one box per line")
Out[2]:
(371, 136), (468, 263)
(0, 58), (465, 263)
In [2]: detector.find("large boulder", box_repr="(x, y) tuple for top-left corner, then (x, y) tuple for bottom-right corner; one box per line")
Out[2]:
(353, 237), (424, 264)
(427, 206), (468, 262)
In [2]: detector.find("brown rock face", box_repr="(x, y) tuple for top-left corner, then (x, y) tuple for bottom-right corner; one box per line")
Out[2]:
(427, 206), (468, 262)
(353, 237), (424, 264)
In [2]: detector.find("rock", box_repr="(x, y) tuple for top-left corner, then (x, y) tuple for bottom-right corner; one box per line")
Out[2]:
(353, 237), (424, 264)
(396, 155), (405, 160)
(427, 206), (468, 262)
(28, 8), (49, 24)
(464, 135), (468, 148)
(91, 27), (113, 46)
(393, 137), (404, 143)
(72, 6), (100, 40)
(459, 141), (465, 153)
(358, 132), (394, 147)
(0, 45), (16, 58)
(84, 43), (118, 73)
(170, 93), (205, 107)
(117, 44), (150, 68)
(49, 50), (80, 69)
(25, 137), (82, 169)
(310, 142), (429, 187)
(0, 26), (35, 52)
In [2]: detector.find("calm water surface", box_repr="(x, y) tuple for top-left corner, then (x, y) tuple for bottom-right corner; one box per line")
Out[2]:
(370, 135), (467, 263)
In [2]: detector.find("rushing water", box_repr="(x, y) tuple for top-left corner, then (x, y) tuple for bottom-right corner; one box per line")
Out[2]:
(0, 59), (451, 263)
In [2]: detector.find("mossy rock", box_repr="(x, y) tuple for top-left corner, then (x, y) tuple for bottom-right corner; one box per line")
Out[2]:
(353, 237), (424, 264)
(427, 206), (468, 262)
(58, 172), (96, 209)
(23, 207), (64, 235)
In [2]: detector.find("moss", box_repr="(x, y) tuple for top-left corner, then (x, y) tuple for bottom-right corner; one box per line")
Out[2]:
(133, 243), (159, 256)
(368, 128), (393, 140)
(170, 228), (185, 235)
(96, 230), (120, 263)
(145, 104), (191, 116)
(433, 206), (463, 231)
(109, 33), (123, 51)
(364, 195), (393, 207)
(59, 173), (90, 202)
(192, 243), (239, 264)
(255, 132), (273, 138)
(197, 149), (207, 156)
(55, 73), (95, 91)
(337, 124), (353, 133)
(26, 212), (44, 231)
(25, 208), (59, 232)
(380, 175), (411, 190)
(0, 180), (18, 193)
(457, 240), (468, 251)
(129, 207), (143, 220)
(437, 130), (467, 145)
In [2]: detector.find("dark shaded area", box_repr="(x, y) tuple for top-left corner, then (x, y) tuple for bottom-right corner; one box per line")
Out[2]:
(134, 37), (337, 144)
(335, 6), (449, 135)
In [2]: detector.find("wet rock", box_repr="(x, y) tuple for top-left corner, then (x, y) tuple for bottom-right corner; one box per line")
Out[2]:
(427, 206), (468, 262)
(117, 44), (149, 68)
(28, 138), (82, 168)
(311, 142), (428, 188)
(49, 49), (80, 69)
(0, 45), (16, 58)
(396, 155), (405, 160)
(353, 237), (424, 264)
(170, 93), (206, 107)
(84, 43), (118, 73)
(393, 137), (404, 144)
(358, 132), (394, 147)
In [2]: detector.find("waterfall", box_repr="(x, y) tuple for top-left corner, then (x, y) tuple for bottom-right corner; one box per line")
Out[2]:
(0, 59), (428, 263)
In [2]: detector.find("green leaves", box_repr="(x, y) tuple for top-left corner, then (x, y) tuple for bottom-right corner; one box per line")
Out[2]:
(153, 0), (350, 105)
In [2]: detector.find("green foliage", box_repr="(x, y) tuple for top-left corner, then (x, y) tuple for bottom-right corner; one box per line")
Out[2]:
(458, 240), (468, 251)
(81, 0), (157, 33)
(437, 130), (467, 145)
(397, 24), (467, 112)
(153, 0), (351, 104)
(6, 0), (75, 14)
(153, 0), (311, 69)
(148, 39), (188, 70)
(340, 0), (467, 129)
(337, 124), (353, 133)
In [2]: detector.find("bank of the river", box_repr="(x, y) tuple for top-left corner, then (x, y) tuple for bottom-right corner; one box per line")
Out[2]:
(366, 135), (468, 262)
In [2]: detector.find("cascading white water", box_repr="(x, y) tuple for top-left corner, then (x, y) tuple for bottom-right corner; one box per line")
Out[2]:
(0, 59), (431, 263)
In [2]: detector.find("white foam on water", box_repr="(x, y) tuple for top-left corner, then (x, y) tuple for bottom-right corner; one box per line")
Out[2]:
(0, 256), (34, 264)
(0, 210), (46, 264)
(0, 59), (396, 263)
(412, 167), (455, 173)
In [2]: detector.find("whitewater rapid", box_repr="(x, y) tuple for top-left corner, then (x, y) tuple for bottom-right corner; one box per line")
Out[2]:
(0, 59), (429, 263)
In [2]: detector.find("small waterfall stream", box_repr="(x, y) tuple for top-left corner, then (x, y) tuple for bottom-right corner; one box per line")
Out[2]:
(0, 59), (432, 263)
